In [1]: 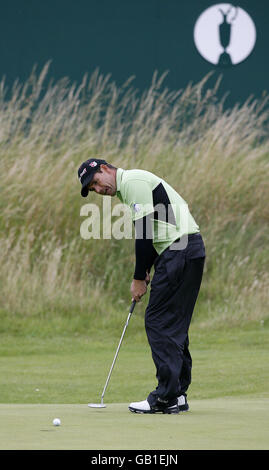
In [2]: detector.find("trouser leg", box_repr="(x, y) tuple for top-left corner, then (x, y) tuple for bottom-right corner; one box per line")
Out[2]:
(145, 254), (205, 406)
(179, 336), (192, 396)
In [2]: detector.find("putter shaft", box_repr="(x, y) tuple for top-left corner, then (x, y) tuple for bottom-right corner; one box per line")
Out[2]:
(101, 300), (136, 403)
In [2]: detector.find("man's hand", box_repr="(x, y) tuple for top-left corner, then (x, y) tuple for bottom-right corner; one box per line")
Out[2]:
(145, 270), (150, 285)
(131, 279), (147, 302)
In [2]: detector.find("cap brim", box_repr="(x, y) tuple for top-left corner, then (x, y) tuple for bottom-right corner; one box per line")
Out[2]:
(81, 186), (89, 197)
(80, 174), (93, 197)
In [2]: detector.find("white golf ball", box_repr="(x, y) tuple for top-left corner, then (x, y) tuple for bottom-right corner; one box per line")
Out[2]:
(53, 418), (61, 426)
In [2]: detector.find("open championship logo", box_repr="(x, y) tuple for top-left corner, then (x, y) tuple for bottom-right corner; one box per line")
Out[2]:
(194, 4), (256, 66)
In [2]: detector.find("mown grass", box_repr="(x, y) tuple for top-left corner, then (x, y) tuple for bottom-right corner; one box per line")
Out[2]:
(0, 63), (268, 335)
(1, 399), (269, 450)
(0, 322), (268, 404)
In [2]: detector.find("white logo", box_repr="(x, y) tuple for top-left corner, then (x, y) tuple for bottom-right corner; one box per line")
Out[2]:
(89, 161), (98, 167)
(133, 203), (141, 213)
(194, 4), (256, 66)
(79, 167), (87, 181)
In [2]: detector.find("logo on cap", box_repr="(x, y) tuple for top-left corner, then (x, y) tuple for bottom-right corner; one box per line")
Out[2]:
(79, 167), (87, 181)
(89, 161), (98, 167)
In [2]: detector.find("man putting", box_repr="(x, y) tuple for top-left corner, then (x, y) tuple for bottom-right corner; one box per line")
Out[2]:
(78, 158), (205, 414)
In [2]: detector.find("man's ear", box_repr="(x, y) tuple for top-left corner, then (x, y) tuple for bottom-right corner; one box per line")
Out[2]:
(100, 164), (108, 173)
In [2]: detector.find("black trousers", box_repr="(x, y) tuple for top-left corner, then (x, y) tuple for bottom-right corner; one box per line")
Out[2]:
(145, 233), (205, 406)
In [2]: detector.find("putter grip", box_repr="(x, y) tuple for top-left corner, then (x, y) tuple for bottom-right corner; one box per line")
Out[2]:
(130, 300), (136, 313)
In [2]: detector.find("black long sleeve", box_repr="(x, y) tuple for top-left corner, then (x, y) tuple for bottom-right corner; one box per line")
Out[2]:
(133, 214), (158, 280)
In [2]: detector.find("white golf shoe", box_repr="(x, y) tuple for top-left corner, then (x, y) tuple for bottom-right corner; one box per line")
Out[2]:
(129, 399), (151, 413)
(129, 399), (179, 414)
(177, 395), (189, 411)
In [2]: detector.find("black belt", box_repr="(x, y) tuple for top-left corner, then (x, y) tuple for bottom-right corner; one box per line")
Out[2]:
(173, 232), (200, 243)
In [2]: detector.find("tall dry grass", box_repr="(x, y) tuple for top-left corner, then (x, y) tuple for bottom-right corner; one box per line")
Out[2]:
(0, 63), (268, 334)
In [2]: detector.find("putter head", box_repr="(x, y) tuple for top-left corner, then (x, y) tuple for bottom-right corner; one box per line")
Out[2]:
(88, 403), (106, 408)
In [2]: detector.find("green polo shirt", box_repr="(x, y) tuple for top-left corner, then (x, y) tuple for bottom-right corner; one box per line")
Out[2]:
(116, 168), (199, 255)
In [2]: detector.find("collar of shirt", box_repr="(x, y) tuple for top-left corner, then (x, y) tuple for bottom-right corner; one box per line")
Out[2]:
(116, 168), (124, 200)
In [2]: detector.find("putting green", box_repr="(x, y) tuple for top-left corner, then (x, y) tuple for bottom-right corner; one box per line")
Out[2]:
(0, 398), (268, 450)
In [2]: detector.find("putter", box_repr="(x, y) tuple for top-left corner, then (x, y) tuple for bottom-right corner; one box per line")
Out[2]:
(88, 299), (136, 408)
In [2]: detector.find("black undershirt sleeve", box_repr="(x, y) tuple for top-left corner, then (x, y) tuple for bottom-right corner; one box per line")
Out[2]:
(133, 213), (158, 280)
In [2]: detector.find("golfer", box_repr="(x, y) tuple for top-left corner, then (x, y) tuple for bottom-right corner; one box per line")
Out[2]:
(78, 158), (205, 414)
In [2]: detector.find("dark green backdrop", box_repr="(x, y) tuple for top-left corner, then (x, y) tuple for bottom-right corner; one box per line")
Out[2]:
(0, 0), (268, 106)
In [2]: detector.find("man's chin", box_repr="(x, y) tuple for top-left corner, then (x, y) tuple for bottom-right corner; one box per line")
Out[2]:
(104, 188), (116, 196)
